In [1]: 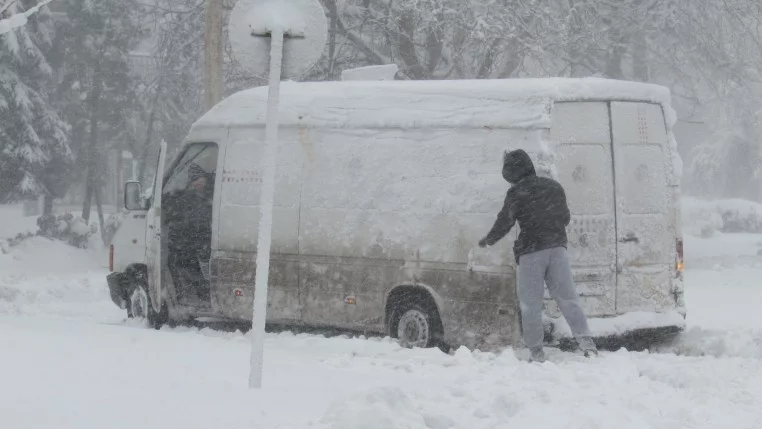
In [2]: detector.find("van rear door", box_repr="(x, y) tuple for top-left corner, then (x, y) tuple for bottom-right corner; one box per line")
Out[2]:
(550, 102), (617, 317)
(611, 102), (676, 313)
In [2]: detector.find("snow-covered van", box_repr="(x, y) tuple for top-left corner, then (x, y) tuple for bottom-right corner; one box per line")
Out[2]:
(107, 77), (686, 352)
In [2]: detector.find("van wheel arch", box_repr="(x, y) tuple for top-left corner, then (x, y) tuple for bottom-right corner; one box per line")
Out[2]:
(385, 285), (448, 352)
(125, 263), (148, 282)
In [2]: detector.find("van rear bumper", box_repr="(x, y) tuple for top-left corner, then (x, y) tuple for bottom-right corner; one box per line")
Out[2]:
(107, 272), (128, 310)
(549, 310), (686, 351)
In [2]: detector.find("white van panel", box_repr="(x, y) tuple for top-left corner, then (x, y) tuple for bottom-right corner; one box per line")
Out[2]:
(218, 206), (300, 255)
(550, 101), (610, 144)
(110, 211), (148, 271)
(218, 131), (303, 254)
(220, 135), (302, 206)
(611, 102), (675, 313)
(617, 145), (669, 215)
(557, 144), (614, 217)
(298, 128), (540, 265)
(612, 101), (668, 145)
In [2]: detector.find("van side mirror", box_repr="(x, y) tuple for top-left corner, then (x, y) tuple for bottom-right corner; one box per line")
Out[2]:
(124, 181), (145, 211)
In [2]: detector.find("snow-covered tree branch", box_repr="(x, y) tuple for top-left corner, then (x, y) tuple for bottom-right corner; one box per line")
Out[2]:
(0, 0), (54, 35)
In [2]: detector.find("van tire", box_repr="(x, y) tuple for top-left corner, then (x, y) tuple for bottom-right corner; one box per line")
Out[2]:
(387, 287), (447, 351)
(394, 302), (446, 350)
(126, 271), (168, 330)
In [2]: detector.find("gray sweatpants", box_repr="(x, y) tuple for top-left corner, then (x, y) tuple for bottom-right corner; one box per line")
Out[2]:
(517, 247), (591, 349)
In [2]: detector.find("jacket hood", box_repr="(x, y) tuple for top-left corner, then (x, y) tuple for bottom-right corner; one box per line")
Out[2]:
(502, 149), (536, 184)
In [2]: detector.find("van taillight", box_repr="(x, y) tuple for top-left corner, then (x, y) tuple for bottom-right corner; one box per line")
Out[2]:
(676, 238), (684, 277)
(109, 244), (114, 272)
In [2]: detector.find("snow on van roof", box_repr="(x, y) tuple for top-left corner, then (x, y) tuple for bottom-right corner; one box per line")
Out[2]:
(192, 77), (674, 131)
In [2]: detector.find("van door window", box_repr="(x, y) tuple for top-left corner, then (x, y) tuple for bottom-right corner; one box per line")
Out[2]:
(164, 144), (219, 196)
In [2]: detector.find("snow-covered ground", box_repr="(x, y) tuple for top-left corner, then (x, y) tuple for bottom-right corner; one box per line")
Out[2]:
(1, 203), (762, 428)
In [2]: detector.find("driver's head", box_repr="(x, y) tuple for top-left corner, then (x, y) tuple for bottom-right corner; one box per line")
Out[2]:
(188, 163), (207, 193)
(190, 176), (207, 193)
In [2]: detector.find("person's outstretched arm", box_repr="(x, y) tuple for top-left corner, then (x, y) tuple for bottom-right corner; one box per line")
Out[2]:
(479, 191), (517, 247)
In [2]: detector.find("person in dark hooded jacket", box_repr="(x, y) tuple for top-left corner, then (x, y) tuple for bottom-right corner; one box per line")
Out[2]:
(478, 149), (597, 363)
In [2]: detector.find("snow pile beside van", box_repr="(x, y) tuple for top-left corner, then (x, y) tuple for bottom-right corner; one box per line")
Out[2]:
(681, 197), (762, 237)
(0, 236), (116, 319)
(681, 197), (724, 237)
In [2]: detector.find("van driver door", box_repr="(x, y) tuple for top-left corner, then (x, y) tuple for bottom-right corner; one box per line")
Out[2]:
(146, 141), (168, 312)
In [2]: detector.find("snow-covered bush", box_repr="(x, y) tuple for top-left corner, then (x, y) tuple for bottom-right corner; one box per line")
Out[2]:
(1, 232), (36, 254)
(720, 208), (762, 233)
(101, 212), (125, 246)
(36, 213), (96, 248)
(681, 198), (724, 238)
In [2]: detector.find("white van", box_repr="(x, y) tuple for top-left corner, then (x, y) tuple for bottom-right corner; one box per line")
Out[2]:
(107, 77), (686, 352)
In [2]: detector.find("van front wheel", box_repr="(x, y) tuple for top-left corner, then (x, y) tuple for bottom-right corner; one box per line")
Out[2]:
(128, 286), (149, 320)
(127, 283), (168, 330)
(396, 305), (434, 349)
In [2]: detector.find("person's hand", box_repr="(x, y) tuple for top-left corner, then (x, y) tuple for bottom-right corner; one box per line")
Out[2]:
(478, 237), (489, 248)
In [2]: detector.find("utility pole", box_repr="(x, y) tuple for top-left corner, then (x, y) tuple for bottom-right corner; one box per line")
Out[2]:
(204, 0), (223, 111)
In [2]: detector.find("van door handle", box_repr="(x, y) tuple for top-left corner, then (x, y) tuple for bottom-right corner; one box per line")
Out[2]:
(619, 233), (639, 243)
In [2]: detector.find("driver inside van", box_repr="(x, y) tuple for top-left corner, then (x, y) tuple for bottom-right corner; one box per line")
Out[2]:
(164, 163), (213, 301)
(189, 169), (207, 195)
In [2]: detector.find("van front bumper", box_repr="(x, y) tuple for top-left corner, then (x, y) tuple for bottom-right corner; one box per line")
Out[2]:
(106, 272), (128, 310)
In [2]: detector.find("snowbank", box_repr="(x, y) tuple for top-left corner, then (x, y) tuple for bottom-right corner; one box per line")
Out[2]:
(682, 196), (762, 236)
(681, 197), (724, 237)
(655, 265), (762, 360)
(0, 204), (39, 239)
(1, 203), (113, 253)
(3, 315), (761, 429)
(681, 198), (762, 268)
(0, 237), (115, 319)
(684, 232), (762, 269)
